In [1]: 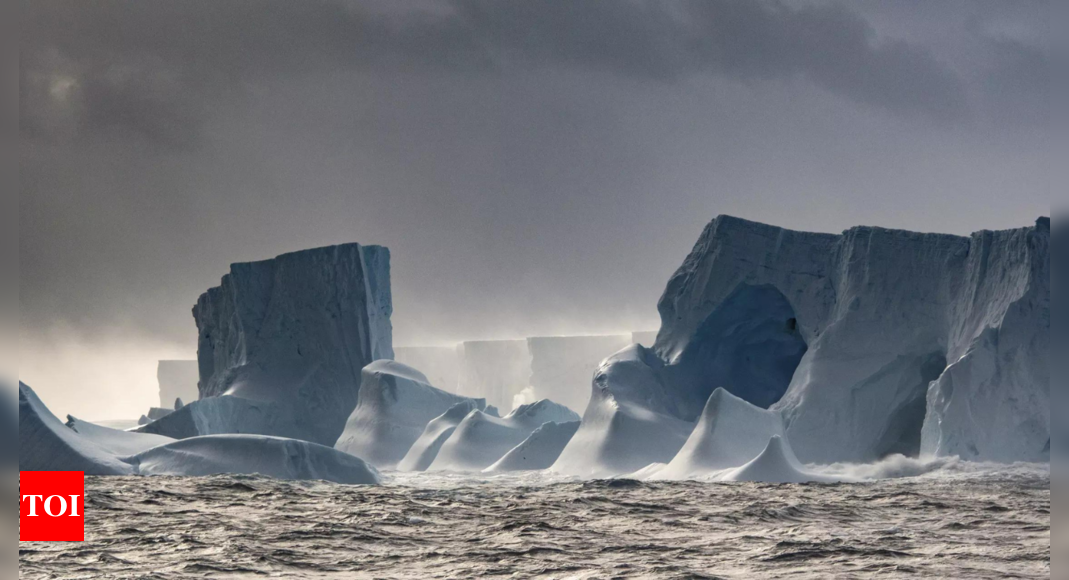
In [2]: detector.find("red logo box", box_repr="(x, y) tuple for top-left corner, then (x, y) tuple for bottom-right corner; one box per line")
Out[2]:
(19, 471), (85, 542)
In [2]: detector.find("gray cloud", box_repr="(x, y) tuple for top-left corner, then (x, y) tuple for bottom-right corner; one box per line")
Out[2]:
(18, 0), (1051, 419)
(21, 0), (973, 152)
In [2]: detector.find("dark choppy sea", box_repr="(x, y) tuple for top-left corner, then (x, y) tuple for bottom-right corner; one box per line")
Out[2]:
(19, 465), (1050, 579)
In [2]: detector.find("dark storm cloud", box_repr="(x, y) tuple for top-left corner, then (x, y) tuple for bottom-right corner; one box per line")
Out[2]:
(21, 0), (970, 151)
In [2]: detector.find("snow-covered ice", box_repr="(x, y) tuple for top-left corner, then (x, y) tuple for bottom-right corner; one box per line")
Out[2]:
(334, 360), (488, 469)
(127, 435), (380, 485)
(721, 436), (840, 484)
(21, 382), (378, 484)
(656, 388), (784, 479)
(194, 243), (393, 447)
(397, 400), (490, 472)
(430, 400), (579, 472)
(484, 420), (580, 473)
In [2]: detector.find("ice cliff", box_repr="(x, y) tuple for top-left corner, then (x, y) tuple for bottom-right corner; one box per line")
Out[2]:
(429, 400), (579, 472)
(157, 360), (199, 409)
(334, 360), (488, 469)
(556, 216), (1049, 475)
(193, 243), (393, 447)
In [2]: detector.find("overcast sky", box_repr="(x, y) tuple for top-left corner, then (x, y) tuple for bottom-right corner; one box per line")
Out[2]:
(20, 0), (1054, 419)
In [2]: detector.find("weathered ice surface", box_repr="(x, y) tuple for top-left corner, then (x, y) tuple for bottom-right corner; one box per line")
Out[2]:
(721, 436), (838, 484)
(485, 420), (580, 473)
(334, 361), (486, 469)
(20, 382), (136, 475)
(128, 435), (380, 485)
(553, 345), (695, 477)
(456, 340), (530, 410)
(656, 388), (785, 479)
(430, 400), (579, 472)
(921, 218), (1050, 462)
(558, 216), (1049, 474)
(21, 383), (377, 484)
(397, 400), (489, 472)
(158, 360), (199, 408)
(394, 346), (460, 393)
(527, 335), (632, 413)
(66, 415), (174, 457)
(194, 243), (393, 447)
(135, 395), (302, 441)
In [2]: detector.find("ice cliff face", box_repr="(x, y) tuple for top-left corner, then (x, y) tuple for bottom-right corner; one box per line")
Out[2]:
(334, 360), (487, 469)
(557, 216), (1049, 474)
(157, 360), (199, 409)
(194, 243), (393, 447)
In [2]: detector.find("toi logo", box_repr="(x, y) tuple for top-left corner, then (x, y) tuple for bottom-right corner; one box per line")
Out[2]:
(19, 471), (85, 542)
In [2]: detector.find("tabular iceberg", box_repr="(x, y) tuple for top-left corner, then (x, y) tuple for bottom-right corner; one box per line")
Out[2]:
(429, 400), (579, 472)
(334, 360), (487, 469)
(397, 400), (492, 472)
(484, 420), (580, 473)
(556, 215), (1049, 475)
(194, 243), (393, 447)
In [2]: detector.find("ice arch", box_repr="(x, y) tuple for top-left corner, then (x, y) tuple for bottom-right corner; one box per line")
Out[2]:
(661, 284), (807, 412)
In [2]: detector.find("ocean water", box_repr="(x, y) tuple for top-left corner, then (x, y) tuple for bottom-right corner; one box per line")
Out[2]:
(19, 464), (1049, 579)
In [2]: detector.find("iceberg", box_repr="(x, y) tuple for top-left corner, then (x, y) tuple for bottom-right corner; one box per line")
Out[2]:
(394, 346), (460, 393)
(656, 388), (784, 479)
(396, 400), (488, 472)
(721, 436), (839, 484)
(135, 395), (304, 440)
(429, 400), (579, 472)
(127, 435), (379, 485)
(193, 243), (393, 447)
(333, 360), (487, 469)
(553, 345), (695, 478)
(557, 216), (1048, 475)
(527, 335), (632, 413)
(65, 415), (174, 457)
(484, 420), (580, 473)
(20, 382), (138, 475)
(157, 360), (199, 409)
(20, 383), (378, 484)
(456, 340), (530, 411)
